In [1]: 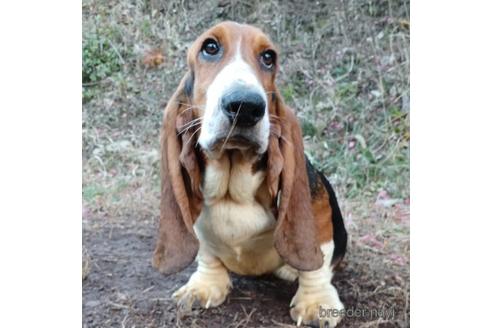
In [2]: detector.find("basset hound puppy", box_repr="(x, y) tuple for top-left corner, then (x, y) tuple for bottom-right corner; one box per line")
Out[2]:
(152, 21), (348, 327)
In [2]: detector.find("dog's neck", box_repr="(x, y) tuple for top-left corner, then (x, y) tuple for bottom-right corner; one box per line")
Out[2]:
(201, 150), (270, 207)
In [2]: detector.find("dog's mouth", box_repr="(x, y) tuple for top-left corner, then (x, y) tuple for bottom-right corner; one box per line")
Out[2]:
(208, 134), (261, 153)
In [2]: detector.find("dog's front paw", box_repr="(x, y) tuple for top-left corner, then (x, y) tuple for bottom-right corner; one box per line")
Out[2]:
(290, 284), (344, 327)
(172, 270), (231, 310)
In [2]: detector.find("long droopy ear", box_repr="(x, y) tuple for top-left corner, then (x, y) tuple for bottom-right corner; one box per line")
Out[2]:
(152, 72), (202, 275)
(267, 95), (324, 271)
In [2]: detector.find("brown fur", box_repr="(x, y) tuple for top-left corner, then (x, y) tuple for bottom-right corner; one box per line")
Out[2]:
(310, 174), (334, 244)
(153, 22), (334, 274)
(268, 100), (323, 271)
(152, 75), (202, 274)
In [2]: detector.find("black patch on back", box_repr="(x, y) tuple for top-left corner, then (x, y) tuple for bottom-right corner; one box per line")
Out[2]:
(184, 71), (194, 98)
(305, 156), (348, 266)
(305, 156), (321, 196)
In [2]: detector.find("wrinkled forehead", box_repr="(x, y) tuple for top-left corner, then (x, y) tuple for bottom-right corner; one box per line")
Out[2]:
(187, 22), (277, 67)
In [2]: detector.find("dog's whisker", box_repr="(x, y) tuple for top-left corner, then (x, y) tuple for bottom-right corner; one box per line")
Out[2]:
(180, 117), (203, 130)
(180, 106), (199, 114)
(219, 101), (242, 155)
(177, 116), (203, 136)
(183, 127), (202, 149)
(178, 121), (202, 136)
(178, 104), (205, 115)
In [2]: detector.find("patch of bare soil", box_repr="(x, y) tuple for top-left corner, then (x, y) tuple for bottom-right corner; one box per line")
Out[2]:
(83, 202), (409, 328)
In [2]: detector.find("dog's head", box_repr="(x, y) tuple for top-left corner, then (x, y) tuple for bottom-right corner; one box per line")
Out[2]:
(153, 22), (323, 274)
(185, 22), (278, 156)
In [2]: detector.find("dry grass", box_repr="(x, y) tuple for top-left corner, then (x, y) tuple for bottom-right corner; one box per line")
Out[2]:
(82, 246), (91, 280)
(83, 0), (410, 327)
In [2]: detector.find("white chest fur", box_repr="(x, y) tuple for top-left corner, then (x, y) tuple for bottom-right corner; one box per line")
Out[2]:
(194, 151), (282, 275)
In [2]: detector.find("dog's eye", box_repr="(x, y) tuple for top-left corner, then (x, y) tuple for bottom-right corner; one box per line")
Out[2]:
(202, 39), (220, 56)
(260, 50), (276, 69)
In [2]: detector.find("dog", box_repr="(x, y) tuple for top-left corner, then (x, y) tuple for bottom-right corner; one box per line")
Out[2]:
(152, 21), (348, 327)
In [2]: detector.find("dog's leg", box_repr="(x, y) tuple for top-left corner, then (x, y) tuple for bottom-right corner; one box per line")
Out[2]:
(289, 241), (344, 327)
(172, 249), (231, 310)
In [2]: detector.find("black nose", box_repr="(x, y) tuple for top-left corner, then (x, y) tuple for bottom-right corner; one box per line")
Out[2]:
(221, 89), (266, 127)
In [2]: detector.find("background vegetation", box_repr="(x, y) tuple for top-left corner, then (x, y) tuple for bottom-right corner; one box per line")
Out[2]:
(83, 0), (409, 205)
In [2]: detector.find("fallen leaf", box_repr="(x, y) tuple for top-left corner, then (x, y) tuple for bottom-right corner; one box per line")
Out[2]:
(142, 48), (164, 68)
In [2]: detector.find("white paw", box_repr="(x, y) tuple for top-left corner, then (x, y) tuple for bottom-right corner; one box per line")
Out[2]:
(290, 284), (344, 327)
(172, 270), (231, 310)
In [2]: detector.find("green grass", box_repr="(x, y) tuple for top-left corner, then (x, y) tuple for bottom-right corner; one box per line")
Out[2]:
(82, 0), (409, 211)
(82, 33), (121, 84)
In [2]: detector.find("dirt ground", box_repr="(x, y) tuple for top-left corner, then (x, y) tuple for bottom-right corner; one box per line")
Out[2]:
(83, 200), (409, 328)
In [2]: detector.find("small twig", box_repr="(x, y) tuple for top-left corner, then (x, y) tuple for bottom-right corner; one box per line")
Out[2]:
(233, 306), (256, 328)
(271, 319), (297, 327)
(107, 301), (129, 310)
(140, 286), (155, 294)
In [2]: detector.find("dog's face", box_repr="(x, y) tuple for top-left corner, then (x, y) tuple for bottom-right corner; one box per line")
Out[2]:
(185, 22), (278, 157)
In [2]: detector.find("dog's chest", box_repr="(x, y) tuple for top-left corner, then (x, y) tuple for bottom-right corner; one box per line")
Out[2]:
(194, 152), (282, 275)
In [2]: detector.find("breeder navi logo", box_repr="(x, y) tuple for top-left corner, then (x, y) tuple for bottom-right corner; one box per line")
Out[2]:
(318, 305), (396, 326)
